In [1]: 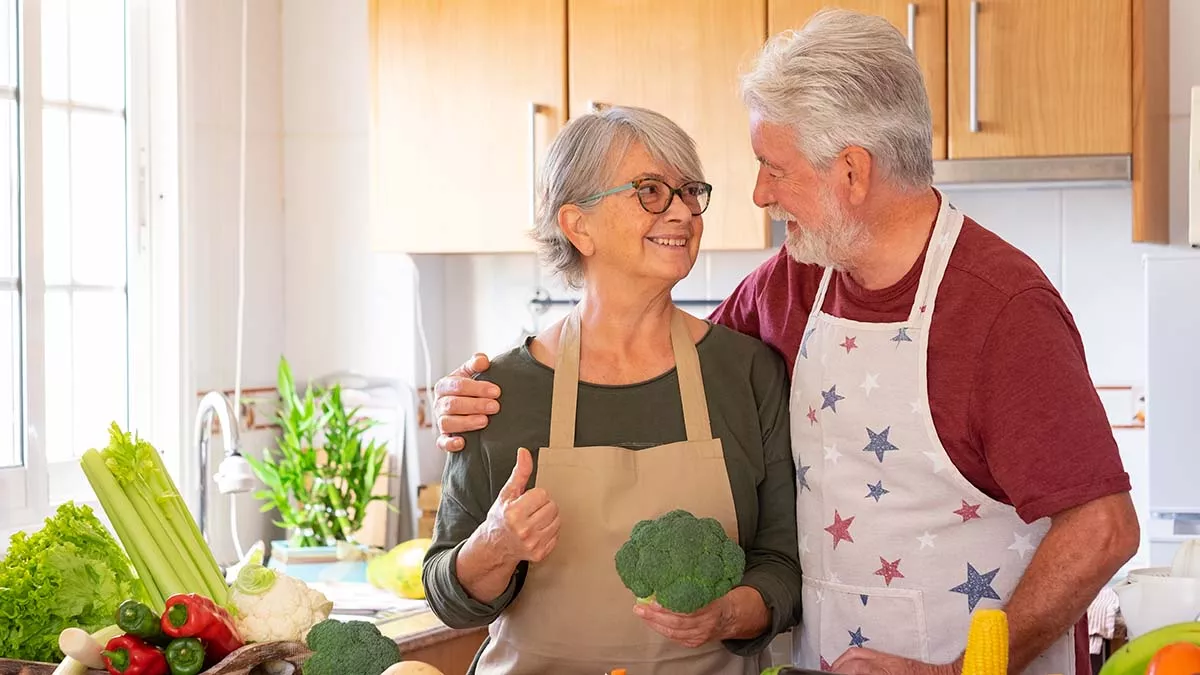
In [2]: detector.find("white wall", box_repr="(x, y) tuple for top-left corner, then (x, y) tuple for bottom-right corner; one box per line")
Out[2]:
(182, 0), (1198, 562)
(181, 0), (286, 564)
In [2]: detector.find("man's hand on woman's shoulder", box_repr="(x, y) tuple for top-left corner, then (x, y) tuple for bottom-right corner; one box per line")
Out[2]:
(434, 353), (503, 451)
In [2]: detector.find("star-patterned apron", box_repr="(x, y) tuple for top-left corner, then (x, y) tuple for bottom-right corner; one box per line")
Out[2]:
(789, 191), (1075, 675)
(473, 308), (757, 675)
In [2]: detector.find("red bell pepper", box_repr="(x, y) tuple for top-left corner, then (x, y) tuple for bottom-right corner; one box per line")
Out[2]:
(101, 634), (169, 675)
(161, 593), (244, 663)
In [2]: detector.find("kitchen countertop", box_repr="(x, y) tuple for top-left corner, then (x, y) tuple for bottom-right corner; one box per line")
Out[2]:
(375, 607), (487, 652)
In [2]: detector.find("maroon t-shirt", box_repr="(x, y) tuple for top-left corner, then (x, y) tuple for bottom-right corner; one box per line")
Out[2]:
(710, 215), (1129, 675)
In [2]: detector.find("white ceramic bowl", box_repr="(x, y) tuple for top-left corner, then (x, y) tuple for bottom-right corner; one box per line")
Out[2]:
(1114, 569), (1200, 638)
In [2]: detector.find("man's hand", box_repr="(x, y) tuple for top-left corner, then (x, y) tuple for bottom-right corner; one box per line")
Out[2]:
(434, 353), (501, 452)
(480, 447), (560, 565)
(633, 596), (734, 648)
(633, 586), (769, 648)
(830, 648), (959, 675)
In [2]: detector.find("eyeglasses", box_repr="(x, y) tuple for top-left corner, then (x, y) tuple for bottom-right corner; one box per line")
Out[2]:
(578, 177), (713, 216)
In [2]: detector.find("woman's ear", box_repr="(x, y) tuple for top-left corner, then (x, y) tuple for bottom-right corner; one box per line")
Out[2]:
(559, 205), (595, 257)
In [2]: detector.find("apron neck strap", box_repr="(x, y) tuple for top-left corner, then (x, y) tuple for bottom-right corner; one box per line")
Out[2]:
(548, 308), (713, 448)
(807, 189), (963, 327)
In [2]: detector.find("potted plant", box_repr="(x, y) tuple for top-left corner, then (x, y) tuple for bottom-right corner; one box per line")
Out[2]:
(246, 356), (393, 580)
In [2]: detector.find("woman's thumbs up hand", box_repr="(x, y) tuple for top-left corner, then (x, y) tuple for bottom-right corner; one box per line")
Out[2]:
(483, 447), (561, 565)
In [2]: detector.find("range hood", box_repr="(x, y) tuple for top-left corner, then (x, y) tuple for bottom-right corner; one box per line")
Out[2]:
(932, 155), (1130, 185)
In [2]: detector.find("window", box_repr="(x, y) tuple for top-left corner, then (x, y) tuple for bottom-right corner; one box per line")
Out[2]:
(1, 0), (171, 530)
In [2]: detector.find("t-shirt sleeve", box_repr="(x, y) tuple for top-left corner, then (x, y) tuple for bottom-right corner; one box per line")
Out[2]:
(709, 255), (776, 337)
(422, 429), (524, 628)
(968, 287), (1132, 523)
(723, 345), (803, 656)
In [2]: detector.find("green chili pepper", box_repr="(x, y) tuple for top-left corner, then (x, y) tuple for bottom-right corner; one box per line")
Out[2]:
(164, 637), (206, 675)
(115, 600), (169, 647)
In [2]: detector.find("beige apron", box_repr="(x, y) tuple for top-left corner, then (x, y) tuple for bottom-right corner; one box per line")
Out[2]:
(473, 309), (754, 675)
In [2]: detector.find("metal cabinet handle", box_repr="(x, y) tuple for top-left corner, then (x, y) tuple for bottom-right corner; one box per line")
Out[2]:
(907, 3), (917, 52)
(529, 102), (540, 226)
(969, 1), (980, 133)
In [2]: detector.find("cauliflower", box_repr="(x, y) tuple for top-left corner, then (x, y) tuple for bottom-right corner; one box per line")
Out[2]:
(229, 563), (333, 642)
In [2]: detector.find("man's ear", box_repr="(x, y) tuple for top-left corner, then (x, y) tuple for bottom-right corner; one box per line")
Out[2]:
(838, 146), (874, 206)
(559, 205), (595, 257)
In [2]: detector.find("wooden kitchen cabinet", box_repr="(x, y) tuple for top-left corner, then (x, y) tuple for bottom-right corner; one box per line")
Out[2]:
(369, 0), (566, 253)
(768, 0), (948, 160)
(946, 0), (1132, 159)
(568, 0), (770, 250)
(370, 0), (1169, 251)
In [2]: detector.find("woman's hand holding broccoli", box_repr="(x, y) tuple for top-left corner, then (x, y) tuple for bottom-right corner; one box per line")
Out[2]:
(483, 447), (561, 565)
(456, 447), (561, 603)
(634, 586), (769, 648)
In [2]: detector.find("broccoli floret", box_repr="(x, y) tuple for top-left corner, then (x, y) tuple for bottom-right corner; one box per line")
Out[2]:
(303, 618), (402, 675)
(613, 509), (746, 614)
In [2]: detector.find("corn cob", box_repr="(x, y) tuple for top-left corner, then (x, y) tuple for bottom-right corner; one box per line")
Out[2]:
(962, 608), (1009, 675)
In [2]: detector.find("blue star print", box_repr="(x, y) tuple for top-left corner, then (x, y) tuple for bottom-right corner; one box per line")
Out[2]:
(865, 480), (889, 502)
(949, 563), (1002, 612)
(860, 594), (869, 606)
(848, 627), (870, 648)
(800, 327), (816, 359)
(891, 327), (913, 344)
(862, 427), (899, 463)
(798, 465), (811, 493)
(821, 385), (845, 413)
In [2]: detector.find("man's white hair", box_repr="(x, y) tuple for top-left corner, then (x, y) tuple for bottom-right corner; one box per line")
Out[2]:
(740, 8), (934, 190)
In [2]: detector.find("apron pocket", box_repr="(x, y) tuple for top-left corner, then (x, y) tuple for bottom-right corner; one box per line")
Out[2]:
(800, 575), (931, 667)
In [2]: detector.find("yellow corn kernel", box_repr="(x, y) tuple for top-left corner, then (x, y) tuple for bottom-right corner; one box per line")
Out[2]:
(962, 608), (1010, 675)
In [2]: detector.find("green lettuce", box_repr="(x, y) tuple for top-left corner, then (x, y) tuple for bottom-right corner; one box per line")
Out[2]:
(0, 501), (144, 662)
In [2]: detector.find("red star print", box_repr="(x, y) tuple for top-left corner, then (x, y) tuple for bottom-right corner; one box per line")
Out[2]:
(920, 304), (928, 313)
(807, 406), (818, 425)
(840, 336), (858, 353)
(820, 657), (832, 672)
(825, 510), (855, 549)
(954, 499), (982, 522)
(874, 556), (905, 586)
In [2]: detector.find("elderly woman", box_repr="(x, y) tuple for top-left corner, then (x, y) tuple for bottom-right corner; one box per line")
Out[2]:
(421, 106), (801, 675)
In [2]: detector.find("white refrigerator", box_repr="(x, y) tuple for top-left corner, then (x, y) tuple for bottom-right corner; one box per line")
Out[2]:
(1144, 252), (1200, 565)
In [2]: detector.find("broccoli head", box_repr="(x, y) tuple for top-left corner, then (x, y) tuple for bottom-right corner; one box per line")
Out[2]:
(303, 618), (402, 675)
(613, 509), (745, 614)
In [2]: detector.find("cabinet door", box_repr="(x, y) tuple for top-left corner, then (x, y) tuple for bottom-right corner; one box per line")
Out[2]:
(768, 1), (948, 160)
(370, 1), (566, 253)
(947, 0), (1131, 158)
(568, 1), (768, 250)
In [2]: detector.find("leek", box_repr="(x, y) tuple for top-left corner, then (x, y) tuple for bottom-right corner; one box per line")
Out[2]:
(81, 423), (230, 612)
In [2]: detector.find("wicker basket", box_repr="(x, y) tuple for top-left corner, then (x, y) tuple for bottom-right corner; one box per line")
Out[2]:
(0, 640), (313, 675)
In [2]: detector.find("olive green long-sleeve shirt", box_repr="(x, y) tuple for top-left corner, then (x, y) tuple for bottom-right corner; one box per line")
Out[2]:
(422, 324), (802, 663)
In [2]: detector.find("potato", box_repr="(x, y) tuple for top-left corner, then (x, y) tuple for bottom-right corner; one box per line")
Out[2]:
(381, 661), (445, 675)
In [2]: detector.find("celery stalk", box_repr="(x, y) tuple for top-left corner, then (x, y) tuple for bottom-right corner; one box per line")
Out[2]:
(81, 449), (185, 601)
(80, 450), (165, 612)
(119, 478), (208, 597)
(142, 438), (229, 604)
(128, 541), (163, 612)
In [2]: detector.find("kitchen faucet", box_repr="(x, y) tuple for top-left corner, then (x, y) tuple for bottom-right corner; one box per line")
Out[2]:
(193, 390), (254, 543)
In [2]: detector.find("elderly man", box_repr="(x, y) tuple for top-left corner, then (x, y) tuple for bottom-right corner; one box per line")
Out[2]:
(432, 9), (1139, 675)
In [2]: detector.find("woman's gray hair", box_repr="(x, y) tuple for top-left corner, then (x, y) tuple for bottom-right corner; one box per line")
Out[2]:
(740, 8), (934, 190)
(531, 106), (705, 289)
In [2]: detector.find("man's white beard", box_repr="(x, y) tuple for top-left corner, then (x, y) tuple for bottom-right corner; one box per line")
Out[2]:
(769, 187), (870, 270)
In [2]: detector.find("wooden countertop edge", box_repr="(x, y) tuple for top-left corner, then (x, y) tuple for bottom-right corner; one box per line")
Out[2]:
(393, 622), (488, 652)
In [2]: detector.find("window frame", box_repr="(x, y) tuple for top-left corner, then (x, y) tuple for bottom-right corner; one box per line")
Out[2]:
(0, 0), (181, 536)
